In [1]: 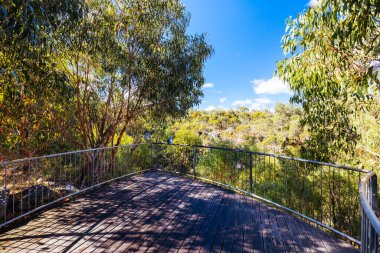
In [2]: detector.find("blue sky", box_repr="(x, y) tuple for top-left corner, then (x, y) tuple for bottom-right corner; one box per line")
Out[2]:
(182, 0), (315, 111)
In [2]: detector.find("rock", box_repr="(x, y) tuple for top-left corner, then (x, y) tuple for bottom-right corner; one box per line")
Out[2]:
(17, 185), (55, 211)
(64, 184), (78, 192)
(0, 184), (75, 219)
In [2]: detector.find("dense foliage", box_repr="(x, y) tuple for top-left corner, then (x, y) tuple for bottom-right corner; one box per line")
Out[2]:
(276, 0), (380, 162)
(169, 104), (305, 155)
(0, 0), (84, 158)
(0, 0), (212, 159)
(164, 100), (380, 172)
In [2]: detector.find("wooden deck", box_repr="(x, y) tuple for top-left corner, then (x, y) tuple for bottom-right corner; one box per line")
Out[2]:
(0, 172), (358, 253)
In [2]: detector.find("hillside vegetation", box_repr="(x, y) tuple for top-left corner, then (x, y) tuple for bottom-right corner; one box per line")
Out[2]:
(165, 98), (380, 172)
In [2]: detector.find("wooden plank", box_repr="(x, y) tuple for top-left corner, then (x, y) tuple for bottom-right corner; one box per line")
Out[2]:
(188, 189), (228, 253)
(105, 177), (201, 252)
(70, 185), (168, 252)
(144, 181), (206, 252)
(206, 188), (233, 253)
(176, 185), (225, 253)
(289, 213), (327, 253)
(62, 174), (172, 253)
(88, 175), (189, 251)
(163, 184), (217, 253)
(303, 218), (359, 253)
(219, 191), (240, 252)
(251, 199), (264, 252)
(199, 190), (235, 252)
(155, 183), (211, 252)
(129, 182), (214, 252)
(0, 172), (360, 253)
(268, 206), (299, 252)
(242, 195), (254, 253)
(259, 201), (275, 253)
(264, 204), (287, 252)
(282, 208), (312, 253)
(231, 191), (246, 253)
(0, 173), (166, 253)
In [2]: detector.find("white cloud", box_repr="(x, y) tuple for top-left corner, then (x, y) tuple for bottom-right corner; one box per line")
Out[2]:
(251, 76), (291, 95)
(253, 98), (274, 104)
(231, 98), (275, 111)
(202, 83), (215, 89)
(231, 99), (253, 107)
(249, 103), (265, 111)
(204, 105), (217, 111)
(308, 0), (320, 7)
(249, 103), (272, 111)
(219, 97), (227, 103)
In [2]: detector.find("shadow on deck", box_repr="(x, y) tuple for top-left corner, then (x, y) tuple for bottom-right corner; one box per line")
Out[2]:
(0, 172), (358, 253)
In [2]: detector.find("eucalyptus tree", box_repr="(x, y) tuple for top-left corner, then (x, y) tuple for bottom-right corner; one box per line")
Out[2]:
(62, 0), (212, 149)
(0, 0), (83, 157)
(277, 0), (380, 161)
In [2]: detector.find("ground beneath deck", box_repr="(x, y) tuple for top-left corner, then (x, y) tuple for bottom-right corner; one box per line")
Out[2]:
(0, 172), (358, 253)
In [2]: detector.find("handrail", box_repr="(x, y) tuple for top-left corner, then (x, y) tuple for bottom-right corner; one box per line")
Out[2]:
(0, 142), (378, 252)
(0, 144), (146, 166)
(152, 142), (375, 245)
(359, 171), (379, 253)
(0, 144), (151, 229)
(152, 142), (369, 173)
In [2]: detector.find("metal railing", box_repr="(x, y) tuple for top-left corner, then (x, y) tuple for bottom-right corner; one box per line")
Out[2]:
(0, 142), (379, 251)
(0, 144), (151, 229)
(151, 143), (375, 245)
(360, 171), (380, 253)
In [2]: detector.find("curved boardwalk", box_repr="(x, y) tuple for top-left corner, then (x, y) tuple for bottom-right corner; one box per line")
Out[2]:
(0, 172), (358, 253)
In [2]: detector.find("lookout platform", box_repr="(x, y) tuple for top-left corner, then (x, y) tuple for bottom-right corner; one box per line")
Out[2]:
(0, 172), (358, 253)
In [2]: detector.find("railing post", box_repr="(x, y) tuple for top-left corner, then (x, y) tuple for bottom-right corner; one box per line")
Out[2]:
(3, 164), (7, 222)
(150, 143), (154, 171)
(370, 175), (378, 252)
(361, 174), (378, 253)
(92, 150), (95, 188)
(192, 146), (196, 178)
(361, 206), (366, 253)
(249, 153), (253, 193)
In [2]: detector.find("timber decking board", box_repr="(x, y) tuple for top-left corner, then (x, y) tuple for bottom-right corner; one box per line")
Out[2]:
(0, 172), (359, 253)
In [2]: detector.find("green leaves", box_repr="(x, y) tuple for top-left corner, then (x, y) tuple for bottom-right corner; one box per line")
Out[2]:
(0, 0), (85, 157)
(277, 0), (380, 161)
(59, 0), (212, 148)
(0, 5), (7, 18)
(0, 0), (212, 157)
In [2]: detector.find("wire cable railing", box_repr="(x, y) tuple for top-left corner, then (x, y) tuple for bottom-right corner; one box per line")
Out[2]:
(0, 143), (379, 251)
(151, 143), (377, 247)
(0, 144), (151, 229)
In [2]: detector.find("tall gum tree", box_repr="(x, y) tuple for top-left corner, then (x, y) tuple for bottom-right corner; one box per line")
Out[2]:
(59, 0), (213, 149)
(276, 0), (380, 162)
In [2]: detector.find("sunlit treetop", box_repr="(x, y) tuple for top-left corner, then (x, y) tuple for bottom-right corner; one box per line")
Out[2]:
(276, 0), (380, 161)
